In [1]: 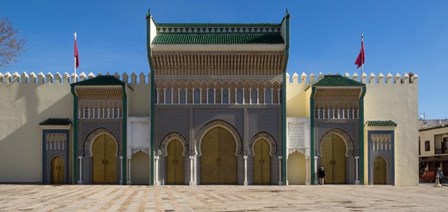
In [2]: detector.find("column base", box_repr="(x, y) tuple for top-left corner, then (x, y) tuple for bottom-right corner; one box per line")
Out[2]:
(355, 180), (360, 185)
(278, 181), (283, 185)
(244, 181), (248, 186)
(189, 181), (195, 186)
(127, 181), (132, 185)
(155, 181), (160, 186)
(77, 180), (83, 184)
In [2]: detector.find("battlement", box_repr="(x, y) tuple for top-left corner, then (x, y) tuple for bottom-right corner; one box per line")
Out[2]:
(286, 72), (418, 86)
(0, 71), (418, 86)
(0, 72), (151, 84)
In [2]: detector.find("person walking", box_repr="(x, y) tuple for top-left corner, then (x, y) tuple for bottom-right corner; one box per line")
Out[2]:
(317, 166), (326, 185)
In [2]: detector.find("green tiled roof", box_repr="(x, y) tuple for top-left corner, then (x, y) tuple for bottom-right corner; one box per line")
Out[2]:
(71, 75), (125, 86)
(366, 120), (398, 127)
(157, 23), (281, 28)
(39, 118), (72, 126)
(313, 75), (365, 87)
(152, 34), (284, 45)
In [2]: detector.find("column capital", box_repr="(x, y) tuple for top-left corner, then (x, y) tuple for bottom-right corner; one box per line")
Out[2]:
(154, 156), (160, 160)
(189, 156), (194, 160)
(120, 156), (123, 159)
(78, 156), (83, 159)
(314, 156), (318, 159)
(243, 155), (248, 159)
(354, 156), (360, 159)
(278, 156), (282, 159)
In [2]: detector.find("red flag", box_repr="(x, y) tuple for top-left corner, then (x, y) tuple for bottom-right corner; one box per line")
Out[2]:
(74, 32), (79, 68)
(355, 34), (364, 68)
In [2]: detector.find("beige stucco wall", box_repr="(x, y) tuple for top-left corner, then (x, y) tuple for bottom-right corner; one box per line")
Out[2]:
(128, 83), (151, 116)
(364, 79), (419, 186)
(0, 82), (73, 183)
(285, 74), (309, 117)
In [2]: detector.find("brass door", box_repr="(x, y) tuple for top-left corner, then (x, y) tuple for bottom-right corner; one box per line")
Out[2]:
(374, 157), (387, 184)
(201, 127), (237, 184)
(166, 139), (184, 185)
(253, 139), (271, 185)
(321, 134), (346, 184)
(51, 156), (64, 184)
(92, 134), (117, 184)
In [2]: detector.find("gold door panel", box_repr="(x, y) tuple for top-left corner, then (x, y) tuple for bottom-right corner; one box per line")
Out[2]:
(166, 139), (184, 185)
(92, 134), (117, 184)
(51, 156), (64, 184)
(201, 127), (237, 184)
(321, 134), (346, 184)
(253, 139), (271, 185)
(374, 157), (387, 184)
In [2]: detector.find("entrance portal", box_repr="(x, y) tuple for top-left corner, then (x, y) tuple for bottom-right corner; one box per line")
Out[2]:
(166, 139), (184, 184)
(92, 134), (117, 184)
(374, 157), (387, 184)
(321, 134), (346, 184)
(200, 127), (237, 184)
(51, 156), (64, 184)
(253, 139), (271, 185)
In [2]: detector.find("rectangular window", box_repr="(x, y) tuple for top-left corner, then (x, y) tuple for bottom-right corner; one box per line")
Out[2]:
(425, 140), (430, 151)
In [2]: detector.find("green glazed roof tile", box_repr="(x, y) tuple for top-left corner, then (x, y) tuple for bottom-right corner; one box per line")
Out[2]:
(39, 118), (72, 126)
(366, 120), (398, 127)
(313, 75), (365, 87)
(71, 75), (125, 86)
(152, 34), (284, 45)
(156, 23), (281, 28)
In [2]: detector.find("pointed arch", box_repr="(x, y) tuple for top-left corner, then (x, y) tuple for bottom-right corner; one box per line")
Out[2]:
(83, 128), (119, 157)
(195, 120), (242, 156)
(318, 128), (354, 157)
(249, 132), (277, 156)
(160, 132), (188, 156)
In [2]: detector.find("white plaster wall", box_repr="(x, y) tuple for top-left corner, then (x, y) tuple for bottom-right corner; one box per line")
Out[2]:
(127, 116), (151, 157)
(0, 82), (72, 183)
(364, 80), (419, 186)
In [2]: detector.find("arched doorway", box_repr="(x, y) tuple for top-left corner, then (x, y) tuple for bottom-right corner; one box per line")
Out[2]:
(374, 156), (387, 184)
(253, 139), (271, 185)
(51, 156), (64, 184)
(166, 139), (185, 185)
(92, 134), (117, 184)
(321, 134), (346, 184)
(287, 152), (306, 185)
(131, 151), (149, 185)
(201, 127), (237, 184)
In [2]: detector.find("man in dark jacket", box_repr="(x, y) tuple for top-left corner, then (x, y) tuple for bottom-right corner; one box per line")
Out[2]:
(317, 166), (325, 185)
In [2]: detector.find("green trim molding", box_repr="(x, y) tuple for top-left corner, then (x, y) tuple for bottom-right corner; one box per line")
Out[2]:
(146, 9), (155, 185)
(310, 87), (316, 184)
(359, 86), (366, 184)
(70, 85), (78, 184)
(281, 10), (290, 185)
(121, 84), (127, 185)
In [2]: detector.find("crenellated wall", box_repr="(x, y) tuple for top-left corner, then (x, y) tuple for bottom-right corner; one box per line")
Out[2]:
(0, 71), (418, 185)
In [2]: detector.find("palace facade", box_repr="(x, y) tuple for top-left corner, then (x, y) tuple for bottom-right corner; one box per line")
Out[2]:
(0, 11), (419, 186)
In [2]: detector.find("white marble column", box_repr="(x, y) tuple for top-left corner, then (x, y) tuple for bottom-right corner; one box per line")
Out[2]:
(314, 156), (318, 185)
(244, 155), (248, 186)
(189, 156), (194, 186)
(278, 156), (282, 185)
(355, 156), (360, 184)
(154, 156), (160, 186)
(78, 156), (83, 184)
(119, 156), (123, 185)
(127, 157), (132, 185)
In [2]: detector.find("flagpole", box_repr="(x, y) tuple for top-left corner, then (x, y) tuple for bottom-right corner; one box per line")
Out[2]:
(74, 32), (77, 83)
(361, 33), (364, 75)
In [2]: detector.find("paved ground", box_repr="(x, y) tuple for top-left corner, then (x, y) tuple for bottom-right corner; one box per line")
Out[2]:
(0, 184), (447, 211)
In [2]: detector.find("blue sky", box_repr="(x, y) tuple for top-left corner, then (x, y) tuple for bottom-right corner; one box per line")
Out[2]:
(1, 0), (447, 118)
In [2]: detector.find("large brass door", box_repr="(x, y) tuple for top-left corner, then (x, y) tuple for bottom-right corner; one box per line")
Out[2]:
(374, 157), (387, 184)
(201, 127), (237, 184)
(51, 156), (64, 184)
(92, 134), (117, 184)
(253, 139), (271, 185)
(321, 134), (346, 184)
(166, 139), (184, 184)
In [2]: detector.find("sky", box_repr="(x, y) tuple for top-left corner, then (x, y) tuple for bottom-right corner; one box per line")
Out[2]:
(1, 0), (447, 119)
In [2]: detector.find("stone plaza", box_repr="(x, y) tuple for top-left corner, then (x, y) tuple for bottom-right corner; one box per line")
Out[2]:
(0, 184), (446, 211)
